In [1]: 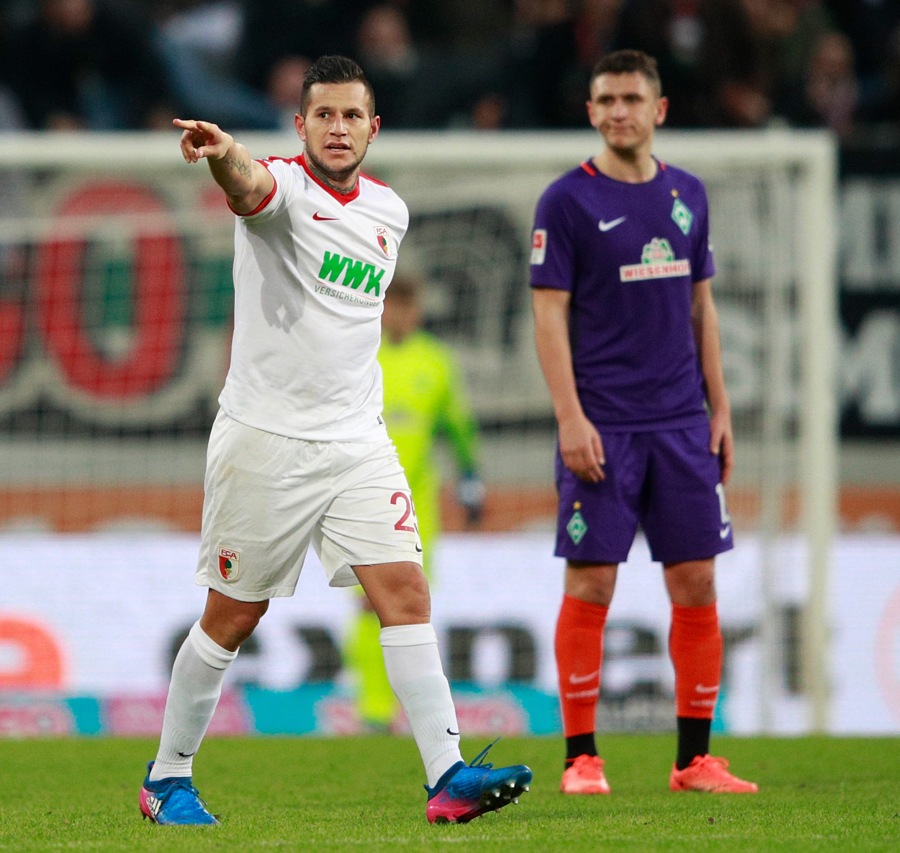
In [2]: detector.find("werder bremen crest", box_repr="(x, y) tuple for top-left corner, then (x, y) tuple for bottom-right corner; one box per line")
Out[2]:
(566, 509), (588, 545)
(671, 198), (693, 235)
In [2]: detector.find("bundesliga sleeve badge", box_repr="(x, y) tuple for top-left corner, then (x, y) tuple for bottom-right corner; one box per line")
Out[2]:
(531, 229), (547, 265)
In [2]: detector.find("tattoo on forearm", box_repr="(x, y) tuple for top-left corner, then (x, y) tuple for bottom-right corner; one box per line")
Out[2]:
(223, 155), (250, 178)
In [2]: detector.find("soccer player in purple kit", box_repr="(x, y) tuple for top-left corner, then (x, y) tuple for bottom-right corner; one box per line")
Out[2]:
(530, 50), (758, 796)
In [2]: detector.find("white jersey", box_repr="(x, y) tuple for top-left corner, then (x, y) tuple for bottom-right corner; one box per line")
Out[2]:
(218, 154), (409, 441)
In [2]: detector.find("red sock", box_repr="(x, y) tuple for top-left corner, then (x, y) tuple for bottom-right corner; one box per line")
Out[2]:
(669, 602), (723, 720)
(555, 594), (608, 737)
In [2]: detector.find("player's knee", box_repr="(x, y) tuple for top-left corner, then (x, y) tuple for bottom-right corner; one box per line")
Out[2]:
(227, 607), (266, 644)
(664, 559), (716, 606)
(565, 561), (617, 605)
(372, 562), (431, 626)
(201, 593), (269, 649)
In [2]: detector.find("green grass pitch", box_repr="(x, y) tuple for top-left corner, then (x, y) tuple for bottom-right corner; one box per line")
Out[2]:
(0, 735), (897, 851)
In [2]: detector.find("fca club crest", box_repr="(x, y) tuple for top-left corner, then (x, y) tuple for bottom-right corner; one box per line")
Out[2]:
(218, 547), (240, 581)
(374, 225), (391, 256)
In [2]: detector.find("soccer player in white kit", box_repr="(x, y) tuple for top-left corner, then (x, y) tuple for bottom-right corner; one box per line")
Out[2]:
(138, 55), (531, 826)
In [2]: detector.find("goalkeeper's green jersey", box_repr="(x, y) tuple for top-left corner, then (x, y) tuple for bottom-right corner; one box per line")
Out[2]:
(378, 330), (479, 554)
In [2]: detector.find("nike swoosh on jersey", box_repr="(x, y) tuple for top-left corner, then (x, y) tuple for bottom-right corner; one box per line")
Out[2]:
(720, 524), (731, 539)
(312, 211), (339, 221)
(598, 216), (627, 232)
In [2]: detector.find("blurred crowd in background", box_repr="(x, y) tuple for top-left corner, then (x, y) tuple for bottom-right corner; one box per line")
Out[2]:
(0, 0), (898, 141)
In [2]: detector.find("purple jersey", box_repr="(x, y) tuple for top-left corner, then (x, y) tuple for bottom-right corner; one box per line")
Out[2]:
(530, 158), (715, 431)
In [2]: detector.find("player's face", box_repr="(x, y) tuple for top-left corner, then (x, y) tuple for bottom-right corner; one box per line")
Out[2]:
(296, 81), (380, 190)
(586, 72), (667, 155)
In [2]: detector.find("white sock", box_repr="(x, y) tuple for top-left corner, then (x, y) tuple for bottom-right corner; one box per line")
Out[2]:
(380, 623), (464, 788)
(149, 621), (237, 781)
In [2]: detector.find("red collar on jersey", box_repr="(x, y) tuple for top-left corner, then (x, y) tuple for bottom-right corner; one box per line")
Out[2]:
(580, 158), (669, 176)
(299, 153), (362, 204)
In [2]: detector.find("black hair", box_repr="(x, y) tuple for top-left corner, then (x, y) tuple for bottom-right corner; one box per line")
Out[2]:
(300, 55), (376, 115)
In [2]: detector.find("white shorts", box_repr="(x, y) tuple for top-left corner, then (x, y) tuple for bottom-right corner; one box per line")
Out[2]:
(197, 410), (422, 601)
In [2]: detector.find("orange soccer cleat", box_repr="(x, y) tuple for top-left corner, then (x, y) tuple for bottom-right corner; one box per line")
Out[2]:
(669, 755), (758, 793)
(560, 754), (611, 795)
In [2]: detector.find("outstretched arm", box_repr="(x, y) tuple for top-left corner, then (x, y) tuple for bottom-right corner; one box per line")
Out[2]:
(692, 278), (734, 485)
(173, 118), (275, 215)
(532, 287), (605, 483)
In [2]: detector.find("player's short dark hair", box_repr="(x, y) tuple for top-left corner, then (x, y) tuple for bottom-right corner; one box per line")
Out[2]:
(300, 55), (376, 115)
(590, 50), (662, 96)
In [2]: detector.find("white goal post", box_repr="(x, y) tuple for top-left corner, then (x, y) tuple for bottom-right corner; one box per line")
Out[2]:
(0, 128), (838, 731)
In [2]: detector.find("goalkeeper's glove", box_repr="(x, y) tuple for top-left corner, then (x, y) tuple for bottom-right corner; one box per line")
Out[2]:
(456, 474), (485, 527)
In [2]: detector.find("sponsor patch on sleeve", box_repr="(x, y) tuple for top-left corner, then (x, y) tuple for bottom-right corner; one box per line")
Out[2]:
(530, 229), (547, 265)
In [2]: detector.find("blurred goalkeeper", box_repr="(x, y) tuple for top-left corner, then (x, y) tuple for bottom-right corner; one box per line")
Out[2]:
(139, 54), (530, 827)
(530, 50), (757, 797)
(346, 272), (485, 731)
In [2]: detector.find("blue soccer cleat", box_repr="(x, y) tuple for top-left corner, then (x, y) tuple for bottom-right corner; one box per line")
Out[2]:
(425, 740), (532, 824)
(139, 761), (220, 825)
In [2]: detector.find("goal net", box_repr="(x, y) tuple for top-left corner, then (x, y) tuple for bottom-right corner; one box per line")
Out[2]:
(0, 128), (838, 729)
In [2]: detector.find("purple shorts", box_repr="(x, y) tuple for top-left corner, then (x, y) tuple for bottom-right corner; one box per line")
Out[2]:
(554, 425), (734, 565)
